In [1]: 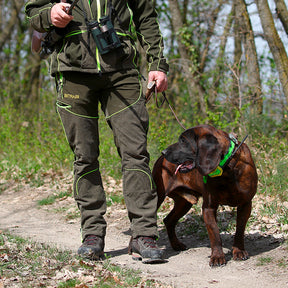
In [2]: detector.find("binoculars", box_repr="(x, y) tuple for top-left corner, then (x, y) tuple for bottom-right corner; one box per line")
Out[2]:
(88, 16), (121, 55)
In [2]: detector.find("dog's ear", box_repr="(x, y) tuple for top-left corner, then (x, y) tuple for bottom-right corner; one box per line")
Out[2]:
(197, 134), (222, 175)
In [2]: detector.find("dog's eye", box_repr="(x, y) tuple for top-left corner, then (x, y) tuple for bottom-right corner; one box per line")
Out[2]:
(179, 138), (188, 148)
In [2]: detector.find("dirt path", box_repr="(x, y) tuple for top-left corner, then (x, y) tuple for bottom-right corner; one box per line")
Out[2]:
(0, 177), (288, 288)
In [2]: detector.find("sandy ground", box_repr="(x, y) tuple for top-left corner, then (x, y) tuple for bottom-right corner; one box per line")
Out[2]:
(0, 177), (288, 288)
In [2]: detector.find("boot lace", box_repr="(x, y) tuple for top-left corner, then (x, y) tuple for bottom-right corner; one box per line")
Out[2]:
(84, 235), (101, 245)
(140, 237), (157, 249)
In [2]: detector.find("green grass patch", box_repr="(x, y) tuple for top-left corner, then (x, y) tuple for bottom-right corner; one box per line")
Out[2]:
(260, 202), (288, 226)
(277, 258), (288, 268)
(58, 279), (82, 288)
(257, 256), (273, 266)
(38, 190), (72, 206)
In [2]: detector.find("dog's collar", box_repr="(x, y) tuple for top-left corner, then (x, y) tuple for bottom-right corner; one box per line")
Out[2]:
(203, 140), (236, 184)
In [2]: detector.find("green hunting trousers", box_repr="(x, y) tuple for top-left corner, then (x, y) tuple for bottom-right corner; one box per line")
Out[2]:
(55, 69), (158, 241)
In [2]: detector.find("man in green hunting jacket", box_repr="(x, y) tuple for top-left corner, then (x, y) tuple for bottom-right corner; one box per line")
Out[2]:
(25, 0), (169, 263)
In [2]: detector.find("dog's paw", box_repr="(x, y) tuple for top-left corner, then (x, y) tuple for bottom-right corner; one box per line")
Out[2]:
(171, 241), (187, 251)
(209, 253), (226, 267)
(232, 247), (249, 261)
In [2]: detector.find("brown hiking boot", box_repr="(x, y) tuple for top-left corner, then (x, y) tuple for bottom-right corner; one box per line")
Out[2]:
(128, 236), (165, 264)
(77, 235), (105, 260)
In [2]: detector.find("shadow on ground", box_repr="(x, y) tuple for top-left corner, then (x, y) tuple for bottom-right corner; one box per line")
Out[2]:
(156, 212), (284, 263)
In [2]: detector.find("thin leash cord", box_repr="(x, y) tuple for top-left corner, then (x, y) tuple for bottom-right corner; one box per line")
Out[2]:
(153, 86), (186, 130)
(162, 92), (186, 130)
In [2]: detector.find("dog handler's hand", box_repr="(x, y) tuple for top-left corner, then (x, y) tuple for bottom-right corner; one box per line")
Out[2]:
(51, 3), (73, 28)
(148, 71), (168, 93)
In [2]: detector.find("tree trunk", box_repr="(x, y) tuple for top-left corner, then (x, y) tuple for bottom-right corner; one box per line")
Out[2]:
(232, 1), (242, 109)
(0, 5), (18, 51)
(210, 3), (235, 105)
(167, 0), (207, 116)
(256, 0), (288, 104)
(199, 0), (224, 74)
(236, 0), (263, 114)
(275, 0), (288, 35)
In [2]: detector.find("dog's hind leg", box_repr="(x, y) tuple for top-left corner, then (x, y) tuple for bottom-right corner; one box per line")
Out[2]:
(232, 201), (252, 261)
(156, 187), (166, 210)
(164, 194), (192, 251)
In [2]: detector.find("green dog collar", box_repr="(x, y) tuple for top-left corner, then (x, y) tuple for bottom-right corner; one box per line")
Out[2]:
(203, 140), (236, 184)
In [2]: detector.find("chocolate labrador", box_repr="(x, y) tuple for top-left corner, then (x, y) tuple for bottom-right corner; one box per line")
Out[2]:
(153, 124), (258, 266)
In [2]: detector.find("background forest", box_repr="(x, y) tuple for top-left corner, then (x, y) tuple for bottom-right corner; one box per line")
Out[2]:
(0, 0), (287, 202)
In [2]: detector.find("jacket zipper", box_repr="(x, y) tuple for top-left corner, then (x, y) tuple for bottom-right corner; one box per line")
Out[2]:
(95, 0), (104, 74)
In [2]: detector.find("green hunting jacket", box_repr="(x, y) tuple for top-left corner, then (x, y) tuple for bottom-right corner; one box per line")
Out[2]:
(25, 0), (169, 76)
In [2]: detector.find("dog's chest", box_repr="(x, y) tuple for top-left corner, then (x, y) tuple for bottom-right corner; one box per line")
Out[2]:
(205, 174), (242, 206)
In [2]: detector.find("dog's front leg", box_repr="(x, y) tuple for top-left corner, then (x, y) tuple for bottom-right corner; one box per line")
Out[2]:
(232, 201), (252, 261)
(202, 204), (226, 267)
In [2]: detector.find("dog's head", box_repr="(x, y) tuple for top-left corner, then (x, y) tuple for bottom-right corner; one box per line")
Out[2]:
(162, 125), (226, 176)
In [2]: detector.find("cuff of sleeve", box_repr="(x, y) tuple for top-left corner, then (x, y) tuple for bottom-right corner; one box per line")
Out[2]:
(149, 60), (169, 74)
(39, 6), (53, 30)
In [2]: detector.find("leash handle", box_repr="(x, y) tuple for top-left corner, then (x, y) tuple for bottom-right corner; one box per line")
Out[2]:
(67, 0), (80, 15)
(145, 81), (186, 130)
(145, 81), (156, 103)
(145, 81), (165, 108)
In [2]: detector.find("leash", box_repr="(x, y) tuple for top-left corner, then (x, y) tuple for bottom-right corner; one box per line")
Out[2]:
(222, 134), (248, 169)
(145, 81), (186, 130)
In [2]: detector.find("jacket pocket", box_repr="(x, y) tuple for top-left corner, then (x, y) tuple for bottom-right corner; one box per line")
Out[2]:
(100, 36), (137, 72)
(79, 27), (97, 69)
(62, 26), (97, 69)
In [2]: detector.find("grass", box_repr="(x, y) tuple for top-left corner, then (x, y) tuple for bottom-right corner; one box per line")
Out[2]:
(254, 135), (288, 202)
(277, 258), (288, 268)
(0, 231), (170, 288)
(257, 256), (273, 266)
(255, 241), (288, 268)
(38, 190), (72, 206)
(260, 202), (288, 227)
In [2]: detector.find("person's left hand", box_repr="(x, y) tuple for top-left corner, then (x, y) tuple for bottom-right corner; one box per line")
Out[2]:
(148, 71), (168, 93)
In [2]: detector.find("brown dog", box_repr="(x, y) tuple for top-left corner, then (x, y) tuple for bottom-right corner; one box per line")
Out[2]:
(153, 124), (258, 266)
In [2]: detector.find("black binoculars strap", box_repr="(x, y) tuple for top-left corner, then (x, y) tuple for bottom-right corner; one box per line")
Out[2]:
(80, 0), (90, 23)
(80, 0), (121, 25)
